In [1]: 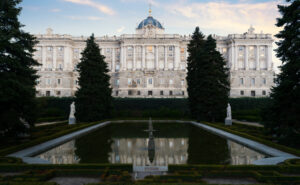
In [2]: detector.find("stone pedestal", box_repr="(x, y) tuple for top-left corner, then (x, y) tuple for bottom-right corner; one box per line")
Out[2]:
(69, 117), (76, 125)
(225, 118), (232, 126)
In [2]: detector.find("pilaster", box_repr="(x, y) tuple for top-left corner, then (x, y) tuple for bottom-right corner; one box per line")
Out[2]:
(53, 46), (57, 71)
(256, 45), (260, 70)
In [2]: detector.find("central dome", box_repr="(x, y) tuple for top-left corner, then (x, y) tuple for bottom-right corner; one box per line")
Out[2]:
(137, 16), (164, 29)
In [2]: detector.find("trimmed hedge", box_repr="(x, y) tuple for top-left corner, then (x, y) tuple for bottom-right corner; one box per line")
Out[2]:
(35, 97), (271, 121)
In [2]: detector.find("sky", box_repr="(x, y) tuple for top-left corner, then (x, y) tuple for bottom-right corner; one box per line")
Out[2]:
(19, 0), (286, 72)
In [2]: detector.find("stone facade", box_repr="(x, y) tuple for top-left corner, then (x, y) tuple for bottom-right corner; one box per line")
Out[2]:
(33, 14), (274, 98)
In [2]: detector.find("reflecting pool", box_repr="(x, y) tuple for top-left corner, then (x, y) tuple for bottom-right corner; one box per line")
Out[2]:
(35, 122), (266, 165)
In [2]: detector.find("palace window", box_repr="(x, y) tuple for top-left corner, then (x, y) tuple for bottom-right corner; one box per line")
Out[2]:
(169, 91), (173, 96)
(160, 91), (164, 95)
(57, 79), (61, 85)
(262, 78), (266, 85)
(147, 46), (153, 52)
(240, 90), (244, 95)
(137, 91), (141, 95)
(240, 78), (244, 85)
(46, 91), (50, 97)
(128, 90), (132, 96)
(180, 48), (184, 53)
(46, 78), (51, 85)
(148, 78), (152, 85)
(128, 78), (132, 85)
(169, 46), (173, 51)
(182, 91), (185, 96)
(137, 78), (141, 85)
(106, 48), (111, 53)
(148, 91), (153, 96)
(251, 90), (256, 97)
(115, 79), (119, 86)
(56, 91), (61, 96)
(47, 47), (52, 51)
(169, 79), (173, 85)
(115, 91), (119, 96)
(58, 47), (63, 51)
(181, 79), (184, 86)
(251, 78), (255, 85)
(262, 90), (266, 95)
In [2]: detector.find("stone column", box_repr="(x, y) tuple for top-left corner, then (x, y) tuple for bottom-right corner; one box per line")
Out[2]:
(142, 45), (145, 70)
(120, 46), (123, 71)
(42, 46), (46, 71)
(53, 46), (57, 71)
(267, 45), (272, 70)
(112, 48), (115, 72)
(245, 45), (248, 70)
(164, 45), (167, 70)
(133, 46), (136, 70)
(234, 45), (238, 70)
(155, 45), (159, 70)
(63, 46), (67, 71)
(175, 45), (180, 70)
(123, 46), (127, 71)
(256, 45), (260, 70)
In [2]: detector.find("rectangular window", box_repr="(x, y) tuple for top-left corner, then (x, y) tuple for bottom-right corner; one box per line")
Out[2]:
(115, 79), (119, 86)
(182, 91), (185, 96)
(169, 46), (173, 51)
(251, 90), (256, 97)
(181, 79), (184, 86)
(148, 78), (152, 85)
(47, 47), (52, 51)
(148, 91), (153, 96)
(262, 78), (266, 85)
(160, 91), (164, 95)
(240, 90), (244, 95)
(56, 91), (61, 96)
(137, 78), (141, 85)
(240, 78), (244, 85)
(169, 91), (173, 96)
(262, 90), (266, 96)
(137, 91), (141, 95)
(106, 48), (111, 53)
(47, 78), (51, 85)
(169, 79), (173, 85)
(46, 91), (50, 97)
(128, 90), (132, 95)
(251, 78), (255, 85)
(128, 78), (132, 85)
(116, 91), (119, 96)
(58, 47), (63, 51)
(57, 79), (61, 85)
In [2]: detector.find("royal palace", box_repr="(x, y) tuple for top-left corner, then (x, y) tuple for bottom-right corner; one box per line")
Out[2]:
(33, 12), (275, 98)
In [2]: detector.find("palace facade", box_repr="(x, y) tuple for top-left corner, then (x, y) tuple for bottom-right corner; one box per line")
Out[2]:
(33, 13), (275, 98)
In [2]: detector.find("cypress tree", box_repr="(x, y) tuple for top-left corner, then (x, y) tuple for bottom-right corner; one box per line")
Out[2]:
(262, 0), (300, 147)
(75, 34), (112, 122)
(187, 27), (230, 122)
(0, 0), (39, 136)
(186, 27), (206, 120)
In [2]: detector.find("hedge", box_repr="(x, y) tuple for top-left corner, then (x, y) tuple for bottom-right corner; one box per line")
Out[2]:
(35, 97), (271, 121)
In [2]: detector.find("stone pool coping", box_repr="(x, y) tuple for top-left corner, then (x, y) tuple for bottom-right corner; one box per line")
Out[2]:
(8, 120), (298, 165)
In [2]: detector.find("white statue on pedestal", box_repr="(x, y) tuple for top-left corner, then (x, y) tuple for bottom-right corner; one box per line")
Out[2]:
(69, 102), (76, 125)
(225, 103), (232, 126)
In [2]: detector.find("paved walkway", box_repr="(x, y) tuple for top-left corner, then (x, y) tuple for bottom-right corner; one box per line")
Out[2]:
(232, 119), (264, 127)
(35, 120), (67, 127)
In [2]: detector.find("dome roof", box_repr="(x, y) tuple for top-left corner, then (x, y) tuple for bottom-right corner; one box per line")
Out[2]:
(137, 16), (164, 29)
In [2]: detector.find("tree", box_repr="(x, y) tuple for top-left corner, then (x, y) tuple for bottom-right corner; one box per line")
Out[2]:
(0, 0), (39, 136)
(187, 27), (230, 122)
(75, 34), (112, 122)
(262, 0), (300, 147)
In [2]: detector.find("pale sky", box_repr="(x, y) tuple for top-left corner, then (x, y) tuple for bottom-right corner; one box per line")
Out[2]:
(19, 0), (287, 72)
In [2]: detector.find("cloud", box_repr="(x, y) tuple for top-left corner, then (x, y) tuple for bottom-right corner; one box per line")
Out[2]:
(117, 26), (125, 33)
(51, 8), (61, 12)
(166, 0), (282, 35)
(67, 16), (103, 21)
(63, 0), (115, 15)
(120, 0), (159, 6)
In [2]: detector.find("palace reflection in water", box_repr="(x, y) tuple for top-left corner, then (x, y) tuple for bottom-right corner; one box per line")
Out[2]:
(36, 137), (265, 165)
